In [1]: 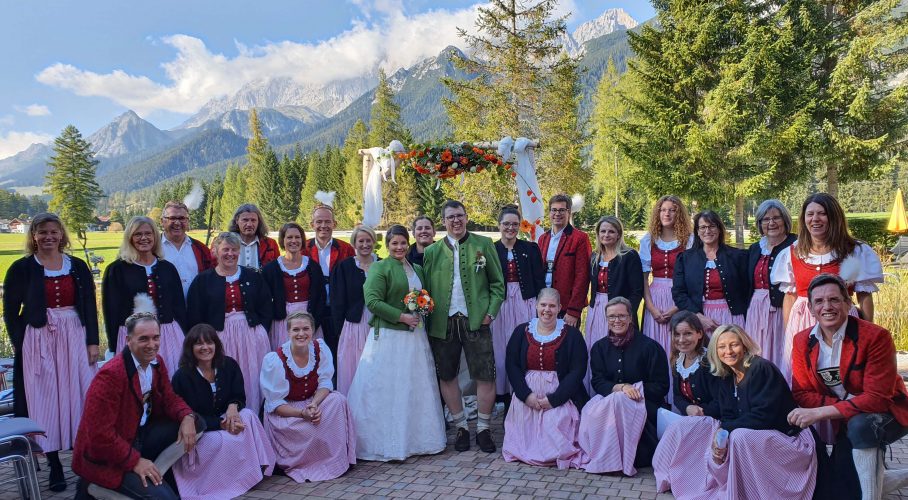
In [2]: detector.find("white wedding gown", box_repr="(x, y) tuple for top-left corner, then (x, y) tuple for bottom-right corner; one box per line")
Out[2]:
(346, 268), (447, 461)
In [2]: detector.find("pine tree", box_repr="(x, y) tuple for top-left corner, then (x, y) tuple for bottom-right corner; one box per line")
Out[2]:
(441, 0), (567, 225)
(368, 70), (419, 227)
(341, 120), (370, 226)
(538, 53), (588, 199)
(813, 2), (908, 196)
(220, 163), (246, 229)
(45, 125), (104, 253)
(298, 150), (324, 222)
(245, 109), (282, 224)
(275, 153), (301, 224)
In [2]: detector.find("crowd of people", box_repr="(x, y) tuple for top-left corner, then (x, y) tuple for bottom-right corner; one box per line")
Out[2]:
(2, 191), (906, 499)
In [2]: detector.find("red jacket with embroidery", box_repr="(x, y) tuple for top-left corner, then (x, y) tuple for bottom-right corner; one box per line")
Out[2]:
(72, 350), (193, 489)
(792, 316), (908, 429)
(306, 238), (355, 275)
(538, 224), (591, 317)
(189, 236), (214, 273)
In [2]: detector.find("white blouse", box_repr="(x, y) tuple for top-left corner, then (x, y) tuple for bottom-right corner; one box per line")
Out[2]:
(527, 318), (565, 343)
(770, 241), (883, 294)
(35, 254), (72, 277)
(638, 233), (693, 272)
(260, 339), (334, 413)
(224, 268), (241, 284)
(277, 256), (310, 276)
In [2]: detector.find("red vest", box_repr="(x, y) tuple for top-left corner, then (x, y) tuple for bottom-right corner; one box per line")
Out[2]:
(278, 342), (321, 401)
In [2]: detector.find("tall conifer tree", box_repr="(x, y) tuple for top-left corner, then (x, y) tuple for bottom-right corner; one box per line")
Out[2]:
(45, 125), (104, 252)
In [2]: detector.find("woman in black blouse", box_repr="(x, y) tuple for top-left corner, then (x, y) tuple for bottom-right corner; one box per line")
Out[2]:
(171, 324), (275, 499)
(584, 216), (644, 391)
(493, 206), (545, 405)
(103, 216), (186, 370)
(669, 311), (716, 416)
(578, 296), (669, 476)
(673, 211), (749, 333)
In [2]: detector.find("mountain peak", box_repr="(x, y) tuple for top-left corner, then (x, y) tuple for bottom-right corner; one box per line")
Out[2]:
(562, 8), (638, 57)
(88, 110), (172, 158)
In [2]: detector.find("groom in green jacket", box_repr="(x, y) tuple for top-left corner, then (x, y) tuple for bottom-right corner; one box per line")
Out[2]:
(424, 200), (505, 453)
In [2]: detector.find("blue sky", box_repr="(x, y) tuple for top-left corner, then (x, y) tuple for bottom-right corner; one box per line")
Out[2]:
(0, 0), (654, 159)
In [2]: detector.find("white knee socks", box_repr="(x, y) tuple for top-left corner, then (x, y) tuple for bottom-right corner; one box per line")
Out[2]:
(854, 447), (884, 500)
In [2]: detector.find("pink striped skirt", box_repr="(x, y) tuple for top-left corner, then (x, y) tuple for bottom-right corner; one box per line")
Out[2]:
(173, 408), (276, 500)
(703, 299), (745, 332)
(219, 312), (270, 410)
(117, 321), (184, 375)
(22, 307), (96, 452)
(642, 278), (674, 355)
(336, 309), (373, 396)
(781, 296), (858, 384)
(491, 283), (536, 395)
(502, 370), (582, 469)
(745, 290), (783, 369)
(269, 301), (324, 352)
(578, 382), (647, 476)
(654, 416), (817, 499)
(264, 392), (356, 482)
(583, 293), (609, 393)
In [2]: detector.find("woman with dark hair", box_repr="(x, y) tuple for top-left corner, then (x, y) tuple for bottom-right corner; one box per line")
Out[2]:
(171, 324), (275, 499)
(503, 288), (587, 469)
(657, 325), (817, 498)
(187, 232), (273, 409)
(640, 196), (693, 356)
(577, 296), (669, 476)
(772, 192), (882, 381)
(347, 225), (446, 461)
(3, 212), (98, 492)
(585, 216), (644, 392)
(103, 216), (187, 370)
(332, 224), (378, 395)
(262, 222), (326, 351)
(746, 199), (796, 370)
(261, 312), (355, 482)
(493, 206), (544, 406)
(672, 211), (749, 333)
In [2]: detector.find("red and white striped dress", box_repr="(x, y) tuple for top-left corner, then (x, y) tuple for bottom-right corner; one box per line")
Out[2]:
(583, 261), (610, 393)
(261, 340), (355, 482)
(220, 270), (270, 409)
(491, 252), (536, 395)
(578, 382), (648, 476)
(270, 257), (323, 351)
(639, 234), (688, 356)
(23, 255), (96, 452)
(745, 238), (784, 368)
(701, 261), (745, 330)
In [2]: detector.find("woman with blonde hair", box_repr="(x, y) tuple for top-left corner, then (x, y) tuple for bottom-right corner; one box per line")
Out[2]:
(639, 196), (692, 356)
(3, 212), (99, 492)
(103, 216), (186, 370)
(187, 232), (273, 409)
(584, 216), (643, 392)
(655, 324), (817, 498)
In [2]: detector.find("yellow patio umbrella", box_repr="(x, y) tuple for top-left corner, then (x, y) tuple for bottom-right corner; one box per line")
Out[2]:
(888, 188), (908, 233)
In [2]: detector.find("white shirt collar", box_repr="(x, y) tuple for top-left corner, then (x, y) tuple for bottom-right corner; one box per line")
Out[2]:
(315, 238), (333, 251)
(809, 320), (847, 346)
(162, 235), (189, 250)
(240, 237), (259, 248)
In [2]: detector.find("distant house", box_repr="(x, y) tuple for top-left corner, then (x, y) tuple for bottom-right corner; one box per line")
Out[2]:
(0, 219), (10, 233)
(88, 216), (112, 232)
(9, 218), (29, 234)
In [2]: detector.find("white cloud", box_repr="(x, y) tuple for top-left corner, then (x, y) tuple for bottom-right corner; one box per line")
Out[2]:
(14, 104), (51, 117)
(0, 115), (13, 127)
(35, 3), (483, 116)
(0, 131), (54, 160)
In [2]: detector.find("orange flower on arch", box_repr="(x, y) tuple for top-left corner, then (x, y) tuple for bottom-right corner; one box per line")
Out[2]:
(441, 150), (453, 163)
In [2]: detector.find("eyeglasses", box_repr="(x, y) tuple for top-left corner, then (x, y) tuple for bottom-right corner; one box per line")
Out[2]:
(444, 213), (466, 222)
(607, 314), (630, 322)
(163, 216), (189, 222)
(697, 224), (718, 232)
(501, 222), (519, 228)
(659, 208), (678, 214)
(760, 216), (783, 225)
(550, 208), (569, 214)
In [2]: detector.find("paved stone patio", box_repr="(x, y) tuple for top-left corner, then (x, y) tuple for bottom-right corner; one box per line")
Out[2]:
(6, 413), (908, 500)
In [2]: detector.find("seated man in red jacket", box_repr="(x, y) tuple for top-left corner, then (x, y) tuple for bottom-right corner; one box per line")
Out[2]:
(73, 312), (203, 499)
(788, 274), (908, 500)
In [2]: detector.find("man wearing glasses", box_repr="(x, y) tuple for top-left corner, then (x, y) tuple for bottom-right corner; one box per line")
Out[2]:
(538, 194), (591, 328)
(160, 201), (213, 298)
(424, 200), (505, 453)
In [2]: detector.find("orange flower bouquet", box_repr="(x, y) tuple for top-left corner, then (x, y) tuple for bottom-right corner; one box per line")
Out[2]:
(402, 288), (435, 331)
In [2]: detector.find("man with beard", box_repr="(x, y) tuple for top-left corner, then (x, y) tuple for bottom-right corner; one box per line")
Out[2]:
(228, 204), (280, 270)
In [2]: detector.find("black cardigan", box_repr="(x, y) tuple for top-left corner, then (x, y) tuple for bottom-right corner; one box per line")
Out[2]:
(505, 322), (589, 410)
(495, 239), (546, 301)
(589, 333), (669, 414)
(588, 250), (644, 320)
(747, 234), (797, 308)
(186, 267), (273, 332)
(3, 254), (99, 418)
(261, 258), (326, 327)
(672, 245), (750, 317)
(714, 356), (798, 434)
(406, 244), (425, 267)
(672, 355), (720, 417)
(102, 259), (187, 352)
(171, 356), (246, 431)
(330, 256), (379, 339)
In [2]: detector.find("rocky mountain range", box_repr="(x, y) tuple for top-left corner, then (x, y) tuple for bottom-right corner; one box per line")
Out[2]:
(0, 8), (640, 194)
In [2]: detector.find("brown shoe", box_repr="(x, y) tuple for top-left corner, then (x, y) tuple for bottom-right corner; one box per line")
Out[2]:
(476, 429), (496, 453)
(454, 427), (470, 451)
